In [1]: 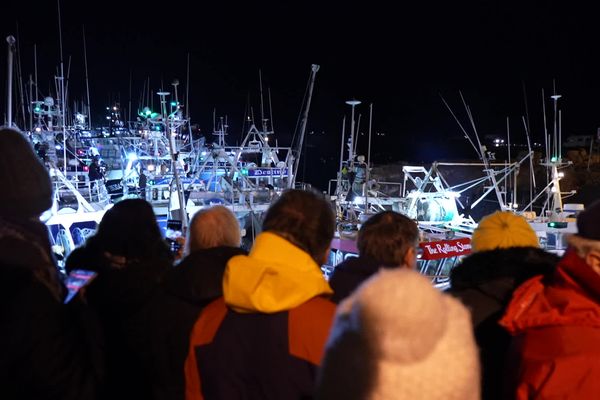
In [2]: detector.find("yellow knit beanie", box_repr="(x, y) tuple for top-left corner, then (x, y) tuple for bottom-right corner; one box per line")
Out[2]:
(471, 211), (539, 253)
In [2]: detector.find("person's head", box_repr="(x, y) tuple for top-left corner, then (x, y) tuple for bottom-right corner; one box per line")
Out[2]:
(471, 211), (539, 253)
(188, 205), (241, 253)
(568, 200), (600, 274)
(93, 199), (170, 263)
(0, 128), (52, 218)
(318, 268), (480, 399)
(357, 211), (419, 268)
(262, 189), (335, 264)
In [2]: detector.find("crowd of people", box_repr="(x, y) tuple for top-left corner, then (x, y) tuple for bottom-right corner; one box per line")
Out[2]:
(2, 125), (600, 399)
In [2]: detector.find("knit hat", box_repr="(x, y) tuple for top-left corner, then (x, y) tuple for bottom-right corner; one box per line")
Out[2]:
(324, 268), (480, 400)
(576, 200), (600, 241)
(0, 128), (52, 217)
(471, 211), (539, 253)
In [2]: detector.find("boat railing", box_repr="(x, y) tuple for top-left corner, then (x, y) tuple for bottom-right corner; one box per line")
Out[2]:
(53, 178), (110, 206)
(328, 178), (403, 198)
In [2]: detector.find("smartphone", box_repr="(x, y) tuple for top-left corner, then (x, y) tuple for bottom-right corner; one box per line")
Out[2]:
(166, 219), (183, 254)
(64, 269), (98, 304)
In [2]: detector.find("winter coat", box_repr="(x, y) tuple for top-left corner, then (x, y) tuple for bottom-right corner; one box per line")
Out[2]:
(66, 244), (186, 400)
(449, 247), (558, 400)
(165, 246), (247, 308)
(499, 247), (600, 399)
(0, 217), (101, 400)
(184, 232), (336, 400)
(161, 246), (247, 400)
(328, 255), (380, 304)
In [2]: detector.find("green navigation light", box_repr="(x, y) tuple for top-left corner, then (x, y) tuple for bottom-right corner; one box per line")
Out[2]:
(547, 221), (568, 229)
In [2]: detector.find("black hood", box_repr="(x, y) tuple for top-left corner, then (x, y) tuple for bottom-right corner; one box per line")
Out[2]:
(85, 260), (169, 319)
(165, 246), (247, 305)
(451, 247), (559, 290)
(449, 247), (559, 328)
(329, 256), (382, 304)
(333, 256), (381, 279)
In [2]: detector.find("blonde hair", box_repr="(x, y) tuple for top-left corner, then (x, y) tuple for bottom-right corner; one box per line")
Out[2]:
(188, 205), (241, 252)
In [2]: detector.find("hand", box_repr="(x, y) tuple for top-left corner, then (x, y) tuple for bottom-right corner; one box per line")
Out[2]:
(174, 236), (186, 261)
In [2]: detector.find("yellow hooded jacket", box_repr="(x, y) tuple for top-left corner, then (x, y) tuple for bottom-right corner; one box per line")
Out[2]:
(223, 232), (333, 313)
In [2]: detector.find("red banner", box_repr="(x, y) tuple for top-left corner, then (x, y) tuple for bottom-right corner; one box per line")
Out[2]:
(419, 238), (471, 260)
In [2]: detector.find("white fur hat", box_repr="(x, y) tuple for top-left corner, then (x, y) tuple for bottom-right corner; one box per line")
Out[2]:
(331, 268), (480, 400)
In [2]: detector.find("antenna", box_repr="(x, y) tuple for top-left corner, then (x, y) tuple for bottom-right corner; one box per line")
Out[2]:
(459, 91), (485, 160)
(128, 70), (132, 126)
(186, 53), (190, 120)
(522, 81), (531, 138)
(551, 79), (561, 159)
(558, 109), (562, 162)
(268, 87), (274, 133)
(522, 116), (536, 211)
(353, 113), (362, 158)
(213, 108), (216, 132)
(439, 93), (481, 159)
(259, 69), (266, 132)
(460, 91), (506, 210)
(15, 24), (27, 130)
(34, 44), (38, 104)
(338, 116), (346, 187)
(6, 35), (16, 127)
(83, 25), (91, 129)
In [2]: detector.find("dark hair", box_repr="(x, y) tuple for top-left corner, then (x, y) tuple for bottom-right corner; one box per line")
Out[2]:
(262, 189), (335, 263)
(92, 199), (171, 264)
(357, 211), (419, 267)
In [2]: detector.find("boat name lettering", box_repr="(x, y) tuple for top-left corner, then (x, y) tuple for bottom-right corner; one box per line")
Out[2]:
(248, 168), (288, 176)
(419, 238), (472, 260)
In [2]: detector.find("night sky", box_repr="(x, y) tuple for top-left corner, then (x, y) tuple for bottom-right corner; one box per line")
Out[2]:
(2, 1), (600, 189)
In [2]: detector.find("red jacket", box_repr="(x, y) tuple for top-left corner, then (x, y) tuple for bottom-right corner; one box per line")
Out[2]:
(499, 248), (600, 399)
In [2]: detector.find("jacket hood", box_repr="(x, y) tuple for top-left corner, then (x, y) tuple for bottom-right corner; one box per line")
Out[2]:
(166, 246), (247, 304)
(451, 247), (559, 290)
(0, 216), (63, 301)
(450, 247), (558, 303)
(223, 232), (332, 313)
(333, 255), (380, 278)
(500, 248), (600, 335)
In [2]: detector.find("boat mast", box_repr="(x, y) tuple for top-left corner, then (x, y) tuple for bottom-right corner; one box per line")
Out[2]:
(337, 117), (346, 195)
(522, 116), (536, 212)
(291, 64), (320, 188)
(57, 0), (67, 173)
(16, 26), (27, 130)
(366, 103), (373, 210)
(541, 88), (550, 190)
(33, 44), (43, 130)
(550, 87), (563, 214)
(6, 35), (16, 127)
(185, 53), (190, 120)
(29, 74), (33, 131)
